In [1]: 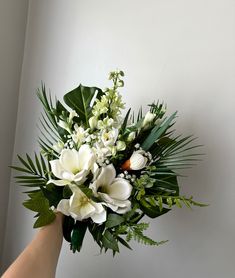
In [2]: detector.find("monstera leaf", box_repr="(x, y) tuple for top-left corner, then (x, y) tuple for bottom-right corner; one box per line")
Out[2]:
(64, 84), (103, 126)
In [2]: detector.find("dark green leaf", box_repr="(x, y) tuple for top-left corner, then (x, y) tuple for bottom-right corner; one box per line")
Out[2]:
(117, 236), (132, 250)
(64, 84), (103, 126)
(63, 216), (75, 242)
(102, 230), (119, 252)
(33, 211), (56, 228)
(70, 221), (88, 253)
(105, 214), (125, 228)
(140, 199), (170, 218)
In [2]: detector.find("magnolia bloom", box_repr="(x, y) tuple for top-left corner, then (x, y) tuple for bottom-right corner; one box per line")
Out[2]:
(122, 150), (148, 170)
(142, 111), (155, 128)
(90, 164), (132, 214)
(101, 128), (118, 147)
(48, 144), (96, 186)
(57, 186), (106, 224)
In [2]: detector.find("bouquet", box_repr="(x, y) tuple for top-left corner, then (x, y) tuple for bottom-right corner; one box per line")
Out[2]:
(13, 70), (206, 255)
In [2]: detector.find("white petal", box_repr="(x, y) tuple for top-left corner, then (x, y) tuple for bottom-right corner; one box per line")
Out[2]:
(73, 169), (88, 184)
(47, 179), (69, 186)
(61, 171), (74, 181)
(60, 149), (79, 174)
(107, 178), (132, 200)
(116, 200), (132, 214)
(91, 208), (107, 224)
(49, 160), (64, 179)
(77, 144), (95, 170)
(130, 152), (148, 170)
(98, 193), (118, 211)
(96, 164), (116, 188)
(57, 199), (70, 215)
(79, 202), (96, 220)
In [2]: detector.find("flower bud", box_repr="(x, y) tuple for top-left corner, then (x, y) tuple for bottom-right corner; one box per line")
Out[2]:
(127, 132), (136, 142)
(121, 151), (148, 171)
(116, 141), (126, 151)
(142, 111), (155, 128)
(89, 116), (98, 129)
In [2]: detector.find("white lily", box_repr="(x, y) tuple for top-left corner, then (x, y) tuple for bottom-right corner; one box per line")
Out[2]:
(90, 164), (132, 214)
(57, 186), (106, 224)
(48, 144), (95, 186)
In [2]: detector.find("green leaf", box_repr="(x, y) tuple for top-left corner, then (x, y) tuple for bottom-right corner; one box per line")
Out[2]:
(117, 236), (132, 250)
(26, 154), (37, 173)
(140, 199), (170, 218)
(88, 223), (105, 247)
(64, 84), (103, 126)
(63, 216), (75, 243)
(63, 185), (73, 199)
(23, 196), (49, 212)
(33, 211), (56, 228)
(10, 166), (32, 174)
(41, 185), (63, 207)
(70, 221), (88, 253)
(120, 108), (131, 133)
(17, 155), (32, 171)
(105, 214), (125, 228)
(102, 230), (119, 252)
(141, 112), (177, 151)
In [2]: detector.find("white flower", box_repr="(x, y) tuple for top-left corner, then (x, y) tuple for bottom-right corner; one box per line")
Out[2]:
(89, 116), (98, 129)
(142, 111), (155, 128)
(48, 145), (95, 186)
(101, 128), (118, 147)
(127, 131), (136, 142)
(97, 117), (114, 129)
(58, 120), (71, 133)
(68, 110), (78, 123)
(122, 150), (148, 170)
(71, 124), (86, 144)
(90, 164), (132, 214)
(116, 141), (126, 151)
(57, 186), (106, 224)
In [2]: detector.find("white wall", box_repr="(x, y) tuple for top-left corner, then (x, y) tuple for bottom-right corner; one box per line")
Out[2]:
(2, 0), (235, 277)
(0, 0), (29, 264)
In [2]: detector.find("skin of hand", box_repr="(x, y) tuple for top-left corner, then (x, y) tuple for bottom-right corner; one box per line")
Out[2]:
(2, 213), (64, 278)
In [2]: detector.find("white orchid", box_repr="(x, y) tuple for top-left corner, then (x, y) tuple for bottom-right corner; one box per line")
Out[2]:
(57, 186), (106, 224)
(48, 144), (96, 186)
(90, 164), (132, 214)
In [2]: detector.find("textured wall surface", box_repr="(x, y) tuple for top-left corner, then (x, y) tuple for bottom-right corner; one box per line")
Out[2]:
(2, 0), (235, 277)
(0, 0), (29, 265)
